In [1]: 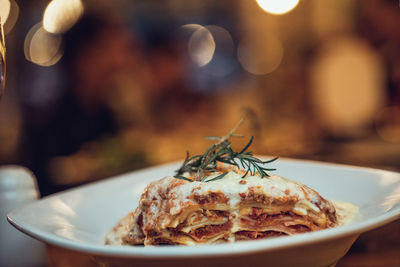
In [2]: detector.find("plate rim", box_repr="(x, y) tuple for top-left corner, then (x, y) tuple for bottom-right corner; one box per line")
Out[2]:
(7, 158), (400, 258)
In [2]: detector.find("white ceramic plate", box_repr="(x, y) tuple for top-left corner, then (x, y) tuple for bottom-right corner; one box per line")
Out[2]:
(7, 158), (400, 267)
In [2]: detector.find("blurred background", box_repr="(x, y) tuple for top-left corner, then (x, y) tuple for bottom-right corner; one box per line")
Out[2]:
(0, 0), (399, 265)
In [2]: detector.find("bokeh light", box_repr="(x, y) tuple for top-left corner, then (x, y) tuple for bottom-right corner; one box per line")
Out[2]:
(237, 34), (283, 75)
(24, 23), (41, 62)
(178, 23), (203, 36)
(24, 23), (63, 66)
(3, 0), (19, 34)
(188, 25), (215, 67)
(256, 0), (299, 15)
(204, 25), (235, 77)
(310, 36), (385, 136)
(43, 0), (84, 34)
(0, 0), (10, 26)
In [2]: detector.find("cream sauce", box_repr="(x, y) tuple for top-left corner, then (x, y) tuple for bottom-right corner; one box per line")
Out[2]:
(332, 200), (360, 225)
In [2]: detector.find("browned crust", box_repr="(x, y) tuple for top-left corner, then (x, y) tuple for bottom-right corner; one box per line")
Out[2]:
(114, 172), (338, 246)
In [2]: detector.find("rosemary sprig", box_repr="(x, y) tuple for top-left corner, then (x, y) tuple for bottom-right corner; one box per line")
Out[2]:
(174, 119), (278, 182)
(204, 172), (229, 183)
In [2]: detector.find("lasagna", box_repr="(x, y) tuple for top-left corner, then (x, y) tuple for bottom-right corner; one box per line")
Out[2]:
(106, 122), (358, 246)
(105, 165), (354, 246)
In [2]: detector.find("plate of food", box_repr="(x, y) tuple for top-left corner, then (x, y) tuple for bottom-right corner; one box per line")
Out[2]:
(7, 122), (400, 267)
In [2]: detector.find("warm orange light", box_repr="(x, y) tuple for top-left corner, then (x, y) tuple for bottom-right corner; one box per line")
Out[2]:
(43, 0), (84, 34)
(3, 0), (19, 34)
(237, 35), (284, 75)
(310, 36), (385, 136)
(0, 0), (10, 26)
(256, 0), (299, 15)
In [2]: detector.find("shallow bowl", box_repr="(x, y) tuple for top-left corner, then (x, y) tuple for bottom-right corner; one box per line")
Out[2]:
(7, 158), (400, 267)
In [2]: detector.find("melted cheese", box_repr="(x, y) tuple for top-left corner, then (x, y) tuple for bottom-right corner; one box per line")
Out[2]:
(332, 200), (360, 225)
(106, 169), (360, 246)
(161, 171), (328, 218)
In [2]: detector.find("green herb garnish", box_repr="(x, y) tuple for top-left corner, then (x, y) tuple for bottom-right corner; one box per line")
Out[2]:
(174, 119), (278, 182)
